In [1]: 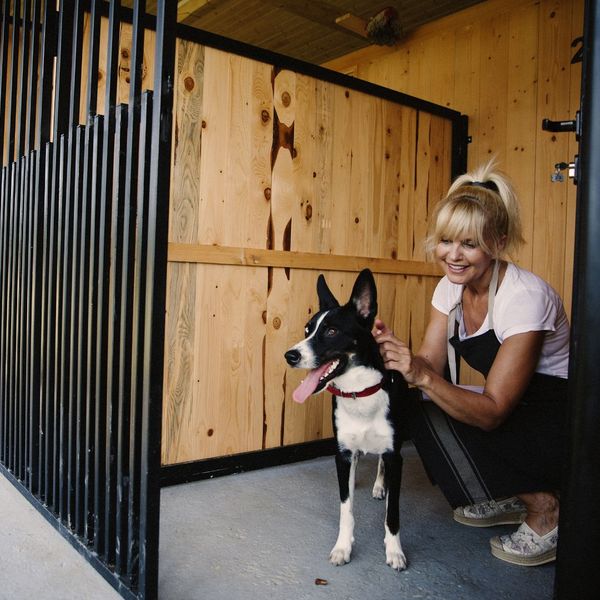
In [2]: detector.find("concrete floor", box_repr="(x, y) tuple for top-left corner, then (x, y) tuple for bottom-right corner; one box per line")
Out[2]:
(1, 446), (556, 599)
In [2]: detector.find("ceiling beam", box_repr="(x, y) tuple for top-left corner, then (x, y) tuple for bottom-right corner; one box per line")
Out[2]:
(177, 0), (227, 22)
(259, 0), (369, 41)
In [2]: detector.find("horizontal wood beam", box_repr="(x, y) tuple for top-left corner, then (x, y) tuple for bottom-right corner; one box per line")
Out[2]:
(168, 243), (441, 277)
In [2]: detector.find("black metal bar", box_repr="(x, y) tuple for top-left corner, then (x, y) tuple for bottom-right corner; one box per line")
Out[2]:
(451, 114), (469, 181)
(0, 166), (8, 462)
(105, 102), (128, 569)
(94, 0), (121, 559)
(38, 141), (52, 501)
(137, 2), (176, 597)
(6, 0), (21, 164)
(0, 0), (11, 166)
(84, 114), (103, 544)
(114, 0), (146, 579)
(52, 0), (75, 141)
(25, 0), (42, 153)
(83, 0), (101, 119)
(555, 1), (600, 598)
(53, 133), (66, 516)
(28, 145), (42, 494)
(16, 0), (31, 159)
(127, 89), (152, 586)
(66, 126), (85, 530)
(67, 0), (85, 128)
(6, 162), (17, 472)
(35, 1), (56, 149)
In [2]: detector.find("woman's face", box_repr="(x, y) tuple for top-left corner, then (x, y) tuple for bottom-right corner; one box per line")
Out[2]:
(435, 235), (495, 287)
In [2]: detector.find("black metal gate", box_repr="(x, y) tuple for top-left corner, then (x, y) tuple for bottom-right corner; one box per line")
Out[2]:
(0, 1), (175, 598)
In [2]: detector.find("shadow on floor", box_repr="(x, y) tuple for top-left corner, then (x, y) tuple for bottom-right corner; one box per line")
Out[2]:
(159, 445), (554, 600)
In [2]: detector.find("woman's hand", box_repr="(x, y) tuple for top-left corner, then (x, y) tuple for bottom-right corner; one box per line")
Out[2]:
(373, 319), (428, 386)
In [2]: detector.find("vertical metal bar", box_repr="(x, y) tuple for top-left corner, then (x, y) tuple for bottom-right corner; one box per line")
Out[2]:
(16, 155), (27, 481)
(28, 146), (42, 494)
(105, 103), (128, 568)
(85, 114), (103, 543)
(555, 1), (600, 598)
(59, 0), (85, 527)
(0, 166), (7, 462)
(79, 0), (102, 543)
(39, 141), (53, 502)
(25, 0), (42, 153)
(94, 0), (121, 559)
(84, 0), (101, 120)
(52, 0), (74, 141)
(139, 1), (176, 596)
(53, 133), (66, 514)
(35, 0), (56, 149)
(6, 162), (18, 472)
(16, 0), (32, 158)
(0, 0), (11, 166)
(127, 90), (152, 586)
(65, 126), (85, 529)
(115, 0), (146, 578)
(6, 0), (21, 164)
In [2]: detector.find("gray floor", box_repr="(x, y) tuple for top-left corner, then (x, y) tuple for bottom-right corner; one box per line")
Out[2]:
(159, 446), (555, 600)
(1, 446), (555, 599)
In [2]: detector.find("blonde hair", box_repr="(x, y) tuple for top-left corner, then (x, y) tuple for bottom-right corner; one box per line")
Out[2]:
(424, 160), (525, 259)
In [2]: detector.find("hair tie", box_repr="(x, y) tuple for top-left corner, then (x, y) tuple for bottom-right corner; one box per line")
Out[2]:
(468, 180), (499, 193)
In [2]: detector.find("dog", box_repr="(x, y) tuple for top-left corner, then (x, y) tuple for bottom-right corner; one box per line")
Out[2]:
(284, 268), (409, 571)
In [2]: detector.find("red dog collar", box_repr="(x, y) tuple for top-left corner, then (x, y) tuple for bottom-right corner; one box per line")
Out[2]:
(326, 382), (383, 398)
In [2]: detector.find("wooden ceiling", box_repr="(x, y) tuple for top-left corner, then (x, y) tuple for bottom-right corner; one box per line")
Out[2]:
(138, 0), (487, 65)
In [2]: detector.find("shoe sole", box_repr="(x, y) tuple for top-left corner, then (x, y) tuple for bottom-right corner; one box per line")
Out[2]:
(490, 543), (556, 566)
(453, 510), (527, 528)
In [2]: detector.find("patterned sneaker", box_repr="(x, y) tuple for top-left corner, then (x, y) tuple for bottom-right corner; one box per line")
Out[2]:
(453, 497), (527, 527)
(490, 522), (558, 566)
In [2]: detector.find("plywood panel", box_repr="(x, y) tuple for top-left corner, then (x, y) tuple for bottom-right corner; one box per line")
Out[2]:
(324, 0), (584, 294)
(163, 42), (455, 464)
(532, 0), (577, 294)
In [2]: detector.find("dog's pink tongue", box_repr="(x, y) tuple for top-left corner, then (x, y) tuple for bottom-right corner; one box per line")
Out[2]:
(292, 362), (332, 404)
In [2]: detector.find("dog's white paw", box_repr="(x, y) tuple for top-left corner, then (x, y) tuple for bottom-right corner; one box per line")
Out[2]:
(386, 548), (407, 571)
(329, 545), (352, 566)
(384, 533), (407, 571)
(372, 482), (386, 500)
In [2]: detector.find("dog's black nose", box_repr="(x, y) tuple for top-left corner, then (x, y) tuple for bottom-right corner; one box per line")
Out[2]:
(285, 349), (301, 366)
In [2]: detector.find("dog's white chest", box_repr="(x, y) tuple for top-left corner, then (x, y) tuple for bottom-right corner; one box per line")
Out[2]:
(334, 392), (394, 455)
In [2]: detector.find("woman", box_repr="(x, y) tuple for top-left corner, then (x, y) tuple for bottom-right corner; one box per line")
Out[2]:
(375, 160), (570, 566)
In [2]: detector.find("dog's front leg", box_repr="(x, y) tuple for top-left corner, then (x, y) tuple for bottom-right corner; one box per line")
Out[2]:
(382, 451), (407, 570)
(330, 449), (358, 566)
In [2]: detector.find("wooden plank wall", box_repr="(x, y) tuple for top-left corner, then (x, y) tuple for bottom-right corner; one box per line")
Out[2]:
(324, 0), (584, 319)
(162, 43), (455, 464)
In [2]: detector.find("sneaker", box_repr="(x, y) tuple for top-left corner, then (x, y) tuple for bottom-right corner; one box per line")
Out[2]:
(490, 522), (558, 566)
(453, 497), (527, 527)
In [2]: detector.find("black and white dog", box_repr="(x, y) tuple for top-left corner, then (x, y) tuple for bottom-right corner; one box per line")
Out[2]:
(284, 269), (409, 571)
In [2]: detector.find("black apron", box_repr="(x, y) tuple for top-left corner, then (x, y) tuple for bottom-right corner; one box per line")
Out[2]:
(408, 261), (568, 507)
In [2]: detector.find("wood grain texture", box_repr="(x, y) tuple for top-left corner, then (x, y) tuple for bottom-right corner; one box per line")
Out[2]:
(324, 0), (584, 386)
(162, 42), (454, 464)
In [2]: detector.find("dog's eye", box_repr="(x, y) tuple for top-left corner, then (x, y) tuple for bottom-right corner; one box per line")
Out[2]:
(325, 327), (338, 337)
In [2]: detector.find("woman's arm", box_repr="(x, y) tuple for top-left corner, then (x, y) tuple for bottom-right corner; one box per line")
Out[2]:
(375, 312), (545, 430)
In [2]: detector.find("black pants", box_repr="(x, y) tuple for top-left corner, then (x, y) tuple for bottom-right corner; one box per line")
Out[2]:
(406, 376), (569, 508)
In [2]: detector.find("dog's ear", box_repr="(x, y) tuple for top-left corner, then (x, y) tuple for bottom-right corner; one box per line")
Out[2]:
(317, 274), (339, 311)
(350, 269), (378, 325)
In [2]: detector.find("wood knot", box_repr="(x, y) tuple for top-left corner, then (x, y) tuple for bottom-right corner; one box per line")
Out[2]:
(207, 428), (214, 437)
(261, 109), (270, 123)
(201, 120), (207, 129)
(281, 91), (291, 107)
(184, 76), (195, 91)
(264, 187), (272, 201)
(121, 48), (129, 59)
(304, 203), (312, 221)
(273, 317), (281, 330)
